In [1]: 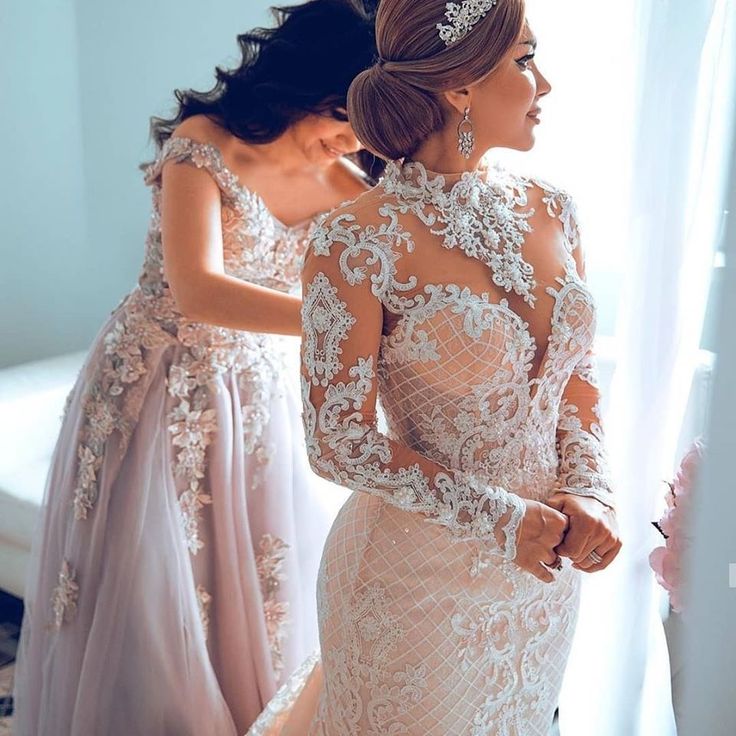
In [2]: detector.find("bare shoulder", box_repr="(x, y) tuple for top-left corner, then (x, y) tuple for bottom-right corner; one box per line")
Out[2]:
(170, 114), (230, 149)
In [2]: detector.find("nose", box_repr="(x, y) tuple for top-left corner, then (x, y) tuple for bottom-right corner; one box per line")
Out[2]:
(534, 64), (552, 98)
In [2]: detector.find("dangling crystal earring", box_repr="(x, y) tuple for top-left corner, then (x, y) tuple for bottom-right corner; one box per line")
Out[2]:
(457, 107), (475, 159)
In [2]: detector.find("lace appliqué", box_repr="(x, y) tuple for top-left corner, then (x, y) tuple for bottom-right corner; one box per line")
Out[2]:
(248, 652), (322, 736)
(50, 560), (79, 630)
(382, 161), (538, 305)
(572, 352), (599, 388)
(196, 585), (213, 639)
(322, 584), (428, 732)
(168, 396), (217, 554)
(451, 569), (579, 735)
(302, 339), (524, 559)
(556, 399), (615, 510)
(303, 272), (356, 386)
(256, 534), (292, 679)
(72, 302), (178, 520)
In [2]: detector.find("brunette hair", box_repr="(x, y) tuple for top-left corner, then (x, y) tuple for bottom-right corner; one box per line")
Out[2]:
(150, 0), (384, 180)
(347, 0), (526, 161)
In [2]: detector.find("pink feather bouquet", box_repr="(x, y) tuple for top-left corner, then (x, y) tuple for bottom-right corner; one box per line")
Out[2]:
(649, 439), (706, 613)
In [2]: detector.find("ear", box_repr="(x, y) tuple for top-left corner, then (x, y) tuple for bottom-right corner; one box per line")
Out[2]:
(443, 88), (472, 116)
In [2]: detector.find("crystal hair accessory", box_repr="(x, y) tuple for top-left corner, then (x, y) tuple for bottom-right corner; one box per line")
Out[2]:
(436, 0), (500, 47)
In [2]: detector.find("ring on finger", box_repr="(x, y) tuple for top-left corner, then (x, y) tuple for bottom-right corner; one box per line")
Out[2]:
(543, 557), (563, 571)
(588, 550), (604, 565)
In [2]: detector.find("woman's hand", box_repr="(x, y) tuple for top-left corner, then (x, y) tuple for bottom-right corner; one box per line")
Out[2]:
(545, 493), (622, 573)
(512, 499), (570, 583)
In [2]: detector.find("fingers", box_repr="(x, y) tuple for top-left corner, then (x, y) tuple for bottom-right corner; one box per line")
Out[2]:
(574, 540), (623, 573)
(543, 550), (562, 568)
(530, 562), (555, 584)
(519, 549), (562, 583)
(544, 495), (565, 512)
(542, 506), (569, 546)
(555, 529), (593, 561)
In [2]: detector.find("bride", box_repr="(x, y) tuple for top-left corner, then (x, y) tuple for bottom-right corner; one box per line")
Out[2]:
(251, 0), (622, 733)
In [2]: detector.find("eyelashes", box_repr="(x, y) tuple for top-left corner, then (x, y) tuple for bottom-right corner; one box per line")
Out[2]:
(516, 53), (536, 70)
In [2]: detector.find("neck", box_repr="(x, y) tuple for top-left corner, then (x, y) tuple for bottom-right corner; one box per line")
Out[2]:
(240, 127), (320, 176)
(411, 127), (487, 174)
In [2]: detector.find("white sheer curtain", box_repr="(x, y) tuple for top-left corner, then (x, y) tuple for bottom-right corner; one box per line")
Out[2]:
(558, 1), (736, 735)
(682, 88), (736, 735)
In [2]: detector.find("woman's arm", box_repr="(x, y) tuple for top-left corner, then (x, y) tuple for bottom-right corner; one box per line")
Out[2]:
(555, 225), (616, 510)
(556, 353), (615, 509)
(160, 157), (302, 336)
(300, 217), (528, 560)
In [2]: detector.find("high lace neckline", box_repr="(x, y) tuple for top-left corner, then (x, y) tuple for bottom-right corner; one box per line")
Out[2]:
(382, 158), (497, 195)
(379, 158), (538, 306)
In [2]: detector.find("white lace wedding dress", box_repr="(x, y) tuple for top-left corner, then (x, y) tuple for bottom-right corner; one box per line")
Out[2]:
(248, 159), (615, 735)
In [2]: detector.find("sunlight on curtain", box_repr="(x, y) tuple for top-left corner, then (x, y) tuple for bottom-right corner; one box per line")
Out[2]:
(494, 0), (734, 733)
(494, 0), (638, 337)
(539, 0), (734, 734)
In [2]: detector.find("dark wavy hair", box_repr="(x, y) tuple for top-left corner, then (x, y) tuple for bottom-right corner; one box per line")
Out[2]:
(150, 0), (384, 180)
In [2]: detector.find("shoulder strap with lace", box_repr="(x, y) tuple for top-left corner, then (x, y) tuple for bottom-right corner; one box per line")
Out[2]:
(143, 136), (243, 200)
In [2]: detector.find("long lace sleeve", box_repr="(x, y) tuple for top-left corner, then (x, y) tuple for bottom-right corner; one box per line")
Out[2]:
(555, 212), (615, 511)
(300, 215), (527, 561)
(556, 351), (615, 510)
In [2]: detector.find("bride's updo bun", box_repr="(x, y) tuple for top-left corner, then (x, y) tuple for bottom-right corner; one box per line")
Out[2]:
(348, 0), (526, 161)
(348, 63), (445, 162)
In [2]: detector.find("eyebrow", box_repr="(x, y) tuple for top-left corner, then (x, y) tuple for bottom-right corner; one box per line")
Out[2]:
(518, 38), (538, 49)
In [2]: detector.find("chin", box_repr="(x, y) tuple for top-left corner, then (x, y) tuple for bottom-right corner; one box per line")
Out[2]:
(514, 133), (537, 152)
(308, 147), (335, 168)
(497, 130), (537, 153)
(520, 137), (536, 152)
(503, 139), (536, 154)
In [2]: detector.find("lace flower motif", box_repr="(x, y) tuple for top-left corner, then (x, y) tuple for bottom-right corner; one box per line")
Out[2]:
(51, 560), (80, 630)
(196, 585), (213, 639)
(256, 534), (291, 679)
(381, 161), (538, 305)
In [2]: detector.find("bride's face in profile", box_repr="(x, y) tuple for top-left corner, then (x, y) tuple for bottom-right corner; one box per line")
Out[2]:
(467, 23), (551, 152)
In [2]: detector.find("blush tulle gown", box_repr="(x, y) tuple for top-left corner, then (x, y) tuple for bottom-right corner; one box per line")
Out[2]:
(13, 136), (345, 736)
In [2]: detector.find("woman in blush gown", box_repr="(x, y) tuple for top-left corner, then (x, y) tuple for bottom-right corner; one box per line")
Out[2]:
(248, 1), (622, 734)
(13, 2), (384, 734)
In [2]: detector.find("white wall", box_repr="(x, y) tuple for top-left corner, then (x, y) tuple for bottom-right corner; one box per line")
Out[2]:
(1, 0), (272, 368)
(0, 0), (88, 366)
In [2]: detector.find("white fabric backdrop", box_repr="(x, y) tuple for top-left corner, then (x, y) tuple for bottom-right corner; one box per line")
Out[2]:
(682, 79), (736, 734)
(558, 1), (735, 734)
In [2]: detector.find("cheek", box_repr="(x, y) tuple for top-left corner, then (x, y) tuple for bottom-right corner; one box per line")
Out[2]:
(314, 119), (351, 142)
(478, 72), (535, 128)
(296, 117), (339, 148)
(512, 72), (537, 110)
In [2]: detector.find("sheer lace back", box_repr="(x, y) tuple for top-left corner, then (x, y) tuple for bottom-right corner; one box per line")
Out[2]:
(386, 194), (596, 496)
(302, 160), (613, 559)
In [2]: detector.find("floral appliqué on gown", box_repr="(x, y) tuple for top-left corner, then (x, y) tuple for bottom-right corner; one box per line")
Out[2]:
(248, 160), (615, 736)
(14, 137), (341, 736)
